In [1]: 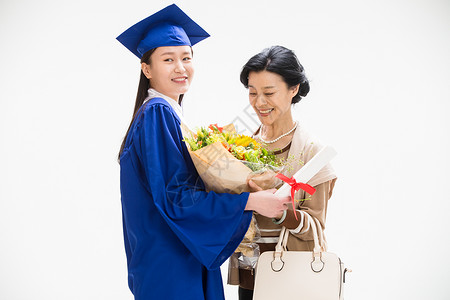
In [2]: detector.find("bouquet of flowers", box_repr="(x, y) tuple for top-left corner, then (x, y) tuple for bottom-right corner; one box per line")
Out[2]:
(184, 124), (283, 193)
(185, 124), (280, 168)
(184, 124), (284, 258)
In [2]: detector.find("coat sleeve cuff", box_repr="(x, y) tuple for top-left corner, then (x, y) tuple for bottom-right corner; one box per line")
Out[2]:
(279, 208), (302, 229)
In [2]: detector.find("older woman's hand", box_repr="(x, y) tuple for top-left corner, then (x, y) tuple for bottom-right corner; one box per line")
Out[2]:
(248, 179), (263, 192)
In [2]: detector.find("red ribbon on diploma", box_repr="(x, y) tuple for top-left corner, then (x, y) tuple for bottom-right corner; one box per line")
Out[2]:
(276, 173), (316, 220)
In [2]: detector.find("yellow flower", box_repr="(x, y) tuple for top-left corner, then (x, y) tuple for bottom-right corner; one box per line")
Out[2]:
(235, 135), (259, 147)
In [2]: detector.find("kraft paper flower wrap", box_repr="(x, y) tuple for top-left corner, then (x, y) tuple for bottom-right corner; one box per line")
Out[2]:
(183, 124), (283, 256)
(184, 124), (282, 193)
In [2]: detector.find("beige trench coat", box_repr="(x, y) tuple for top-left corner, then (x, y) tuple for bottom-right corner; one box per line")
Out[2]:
(228, 124), (337, 287)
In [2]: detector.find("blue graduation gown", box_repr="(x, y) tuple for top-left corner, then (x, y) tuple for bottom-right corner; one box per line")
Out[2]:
(120, 97), (252, 299)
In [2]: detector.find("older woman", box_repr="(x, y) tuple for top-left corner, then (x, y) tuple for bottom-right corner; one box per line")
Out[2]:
(228, 45), (337, 300)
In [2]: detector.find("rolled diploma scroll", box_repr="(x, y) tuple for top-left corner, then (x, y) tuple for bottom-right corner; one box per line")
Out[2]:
(274, 146), (337, 197)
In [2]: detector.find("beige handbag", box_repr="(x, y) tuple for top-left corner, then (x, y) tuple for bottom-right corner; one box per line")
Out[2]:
(253, 214), (350, 300)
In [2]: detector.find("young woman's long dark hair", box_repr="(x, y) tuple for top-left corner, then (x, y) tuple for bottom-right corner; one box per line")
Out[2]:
(118, 49), (155, 161)
(240, 45), (310, 104)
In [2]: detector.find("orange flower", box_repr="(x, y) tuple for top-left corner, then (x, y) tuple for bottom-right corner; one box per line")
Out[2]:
(208, 123), (224, 133)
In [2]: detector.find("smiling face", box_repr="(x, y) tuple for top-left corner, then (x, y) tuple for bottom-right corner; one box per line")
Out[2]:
(248, 70), (299, 127)
(141, 46), (194, 101)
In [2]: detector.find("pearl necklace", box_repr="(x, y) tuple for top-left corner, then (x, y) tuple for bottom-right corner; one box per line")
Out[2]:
(257, 121), (298, 144)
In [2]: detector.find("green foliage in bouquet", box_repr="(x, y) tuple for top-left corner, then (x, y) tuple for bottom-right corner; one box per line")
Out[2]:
(184, 124), (282, 171)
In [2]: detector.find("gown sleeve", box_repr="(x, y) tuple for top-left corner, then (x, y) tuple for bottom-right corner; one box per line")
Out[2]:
(133, 102), (252, 270)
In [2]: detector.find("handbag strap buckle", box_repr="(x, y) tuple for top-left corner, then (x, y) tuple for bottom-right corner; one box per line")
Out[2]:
(311, 254), (325, 273)
(271, 252), (284, 272)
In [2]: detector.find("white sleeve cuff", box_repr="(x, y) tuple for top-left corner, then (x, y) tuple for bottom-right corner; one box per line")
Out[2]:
(289, 211), (310, 234)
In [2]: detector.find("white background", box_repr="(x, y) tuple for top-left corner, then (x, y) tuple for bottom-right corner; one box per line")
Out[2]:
(1, 0), (449, 299)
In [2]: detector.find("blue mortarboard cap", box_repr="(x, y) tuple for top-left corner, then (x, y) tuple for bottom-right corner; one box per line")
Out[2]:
(117, 4), (210, 59)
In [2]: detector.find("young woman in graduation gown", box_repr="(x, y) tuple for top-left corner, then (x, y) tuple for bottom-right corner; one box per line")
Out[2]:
(227, 45), (338, 300)
(116, 5), (291, 300)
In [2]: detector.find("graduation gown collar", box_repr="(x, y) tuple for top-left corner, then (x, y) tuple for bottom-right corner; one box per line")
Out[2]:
(144, 88), (193, 136)
(144, 88), (184, 118)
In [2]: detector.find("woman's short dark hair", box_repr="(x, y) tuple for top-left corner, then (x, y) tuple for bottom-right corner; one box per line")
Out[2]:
(240, 45), (310, 104)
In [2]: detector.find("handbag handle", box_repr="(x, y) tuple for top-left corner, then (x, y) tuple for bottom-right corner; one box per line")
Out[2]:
(280, 213), (322, 253)
(312, 215), (327, 252)
(271, 213), (325, 272)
